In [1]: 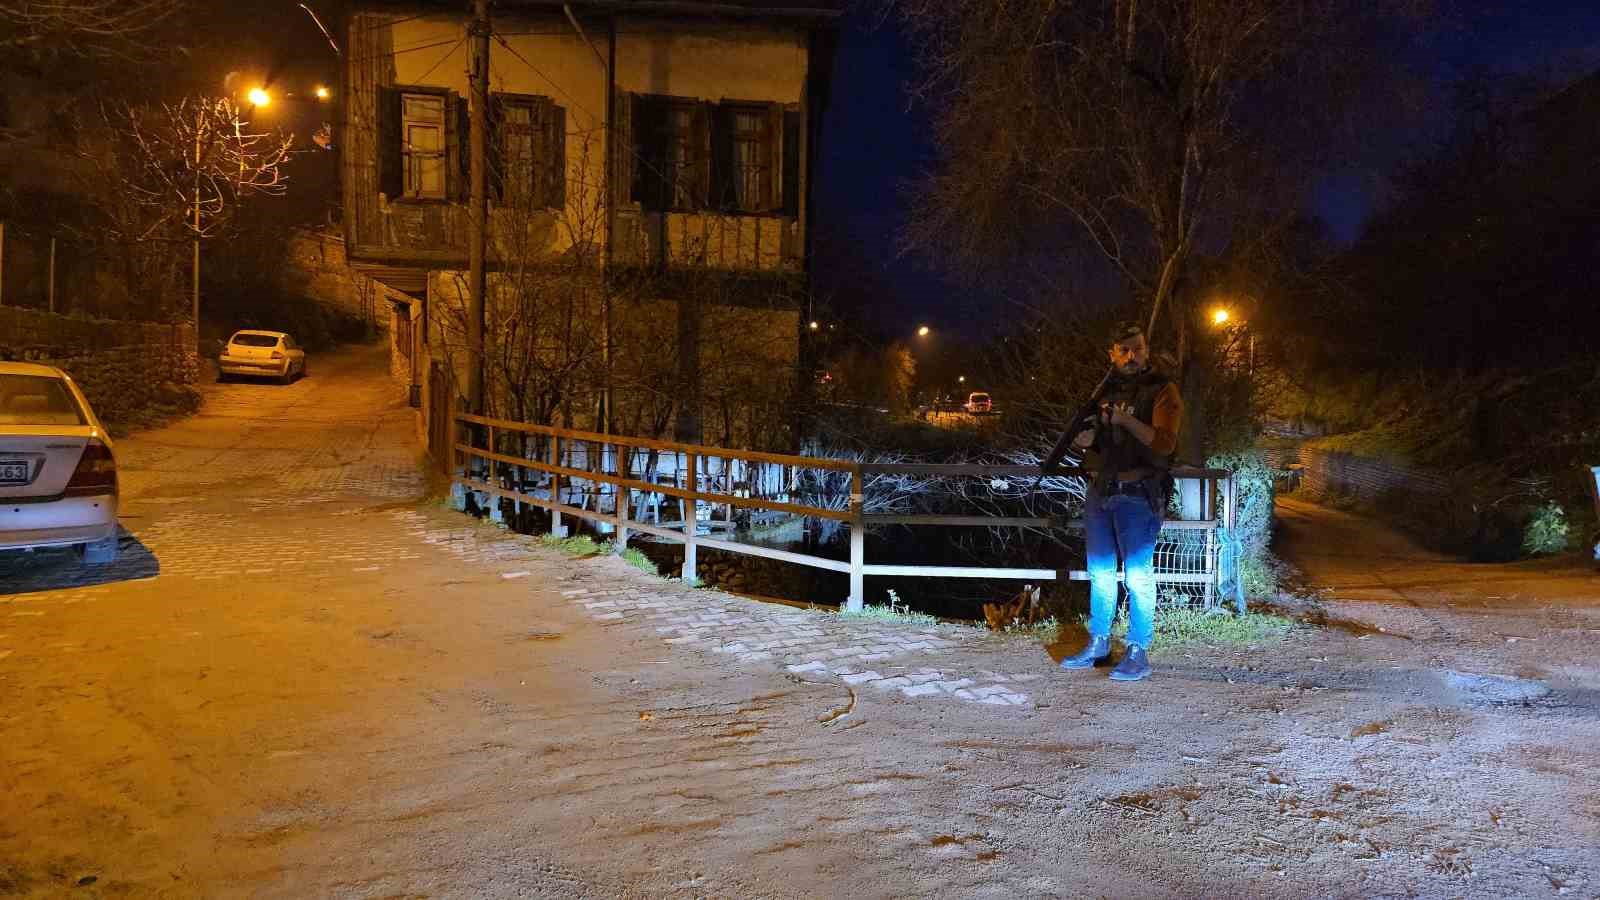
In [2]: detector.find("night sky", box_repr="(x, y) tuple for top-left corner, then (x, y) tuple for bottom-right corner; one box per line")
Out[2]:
(207, 1), (1600, 335)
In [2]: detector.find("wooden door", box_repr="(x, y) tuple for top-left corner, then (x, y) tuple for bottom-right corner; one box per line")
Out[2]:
(429, 361), (452, 474)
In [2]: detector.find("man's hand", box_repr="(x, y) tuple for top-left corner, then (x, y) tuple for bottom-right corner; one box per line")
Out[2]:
(1105, 401), (1158, 448)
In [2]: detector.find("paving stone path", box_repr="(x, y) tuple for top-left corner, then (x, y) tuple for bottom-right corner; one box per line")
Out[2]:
(393, 508), (1044, 709)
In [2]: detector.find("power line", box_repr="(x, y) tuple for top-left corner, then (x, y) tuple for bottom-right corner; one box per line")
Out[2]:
(347, 36), (467, 64)
(490, 32), (676, 192)
(491, 34), (591, 122)
(415, 35), (470, 84)
(353, 11), (431, 34)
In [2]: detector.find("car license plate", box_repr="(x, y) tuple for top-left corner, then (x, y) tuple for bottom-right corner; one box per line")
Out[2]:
(0, 461), (29, 483)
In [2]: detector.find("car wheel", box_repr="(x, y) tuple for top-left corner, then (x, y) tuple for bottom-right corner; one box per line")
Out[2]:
(279, 369), (293, 385)
(79, 535), (119, 566)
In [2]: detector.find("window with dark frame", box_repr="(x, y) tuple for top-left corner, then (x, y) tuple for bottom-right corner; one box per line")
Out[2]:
(631, 94), (800, 216)
(729, 106), (768, 213)
(493, 95), (565, 209)
(666, 101), (705, 210)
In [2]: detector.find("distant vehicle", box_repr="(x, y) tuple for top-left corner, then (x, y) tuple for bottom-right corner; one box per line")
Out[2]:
(0, 363), (120, 565)
(219, 330), (307, 384)
(964, 391), (993, 414)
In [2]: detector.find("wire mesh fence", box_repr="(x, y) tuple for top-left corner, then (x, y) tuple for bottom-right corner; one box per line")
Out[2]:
(1154, 526), (1215, 607)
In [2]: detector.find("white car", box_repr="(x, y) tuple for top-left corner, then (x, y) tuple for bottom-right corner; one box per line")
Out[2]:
(219, 330), (307, 384)
(0, 362), (120, 564)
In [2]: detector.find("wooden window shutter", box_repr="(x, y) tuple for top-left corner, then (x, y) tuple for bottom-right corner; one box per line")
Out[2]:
(546, 102), (566, 209)
(765, 103), (784, 212)
(709, 104), (735, 211)
(612, 88), (634, 208)
(487, 95), (505, 203)
(781, 109), (801, 217)
(631, 94), (669, 209)
(694, 101), (713, 209)
(378, 87), (403, 200)
(446, 93), (468, 201)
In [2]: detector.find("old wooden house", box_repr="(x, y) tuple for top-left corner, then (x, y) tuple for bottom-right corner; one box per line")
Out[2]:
(340, 0), (842, 455)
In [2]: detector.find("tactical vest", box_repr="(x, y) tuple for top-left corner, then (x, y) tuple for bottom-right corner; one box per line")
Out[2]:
(1092, 369), (1174, 491)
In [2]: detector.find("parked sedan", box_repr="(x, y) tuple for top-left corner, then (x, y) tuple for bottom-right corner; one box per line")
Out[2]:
(218, 330), (307, 384)
(0, 363), (120, 564)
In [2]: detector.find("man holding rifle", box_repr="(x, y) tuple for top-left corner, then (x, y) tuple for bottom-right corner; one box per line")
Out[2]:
(1044, 322), (1183, 682)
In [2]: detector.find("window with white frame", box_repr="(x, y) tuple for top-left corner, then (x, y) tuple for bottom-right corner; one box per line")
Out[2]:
(402, 93), (446, 199)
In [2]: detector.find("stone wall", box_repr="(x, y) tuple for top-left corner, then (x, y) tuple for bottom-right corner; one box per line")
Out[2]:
(283, 229), (381, 329)
(0, 306), (198, 424)
(1275, 444), (1452, 503)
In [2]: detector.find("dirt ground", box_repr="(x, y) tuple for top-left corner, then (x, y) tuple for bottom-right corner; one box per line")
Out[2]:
(2, 345), (1598, 898)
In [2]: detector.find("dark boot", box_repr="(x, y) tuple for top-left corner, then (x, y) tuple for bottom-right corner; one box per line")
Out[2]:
(1109, 644), (1151, 681)
(1059, 634), (1110, 670)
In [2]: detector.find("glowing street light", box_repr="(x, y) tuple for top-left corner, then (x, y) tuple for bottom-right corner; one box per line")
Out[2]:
(958, 375), (966, 383)
(917, 325), (931, 337)
(1211, 307), (1231, 326)
(808, 320), (820, 331)
(247, 87), (272, 108)
(314, 86), (331, 100)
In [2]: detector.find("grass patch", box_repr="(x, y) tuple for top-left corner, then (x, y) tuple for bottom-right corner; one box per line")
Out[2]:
(1109, 606), (1295, 649)
(539, 534), (606, 556)
(999, 616), (1061, 640)
(838, 589), (944, 628)
(837, 604), (943, 628)
(838, 590), (943, 628)
(617, 545), (659, 575)
(535, 533), (659, 575)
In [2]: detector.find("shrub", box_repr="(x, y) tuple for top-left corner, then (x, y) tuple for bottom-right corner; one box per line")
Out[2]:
(1207, 449), (1278, 597)
(1522, 501), (1569, 556)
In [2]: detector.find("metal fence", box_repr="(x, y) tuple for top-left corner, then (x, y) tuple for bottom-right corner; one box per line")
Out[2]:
(451, 411), (1237, 612)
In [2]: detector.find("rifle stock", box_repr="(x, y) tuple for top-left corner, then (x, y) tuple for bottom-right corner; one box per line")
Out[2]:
(1035, 367), (1113, 486)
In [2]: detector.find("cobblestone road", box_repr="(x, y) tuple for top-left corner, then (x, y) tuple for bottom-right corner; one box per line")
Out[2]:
(3, 344), (1596, 899)
(2, 343), (1038, 710)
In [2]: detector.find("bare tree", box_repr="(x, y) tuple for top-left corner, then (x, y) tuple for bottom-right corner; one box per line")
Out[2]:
(889, 0), (1422, 347)
(0, 0), (183, 64)
(63, 98), (292, 320)
(69, 97), (293, 320)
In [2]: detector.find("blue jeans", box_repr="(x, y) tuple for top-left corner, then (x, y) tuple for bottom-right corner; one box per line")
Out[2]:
(1084, 492), (1164, 649)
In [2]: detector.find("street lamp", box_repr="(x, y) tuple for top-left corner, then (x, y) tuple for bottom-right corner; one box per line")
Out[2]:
(314, 86), (331, 100)
(248, 87), (272, 108)
(958, 375), (966, 383)
(917, 325), (931, 337)
(1210, 304), (1254, 374)
(809, 320), (820, 331)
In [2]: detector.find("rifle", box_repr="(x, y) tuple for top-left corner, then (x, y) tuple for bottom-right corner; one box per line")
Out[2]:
(1033, 367), (1113, 492)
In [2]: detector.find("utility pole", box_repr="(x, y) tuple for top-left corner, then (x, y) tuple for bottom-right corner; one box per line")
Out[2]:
(193, 106), (203, 357)
(602, 16), (616, 436)
(467, 0), (490, 415)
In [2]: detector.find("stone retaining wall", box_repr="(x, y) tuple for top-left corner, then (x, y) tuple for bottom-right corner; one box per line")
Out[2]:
(284, 229), (380, 328)
(0, 306), (198, 424)
(1270, 444), (1452, 502)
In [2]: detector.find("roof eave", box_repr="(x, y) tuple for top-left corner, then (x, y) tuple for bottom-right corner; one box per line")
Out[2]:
(351, 0), (844, 21)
